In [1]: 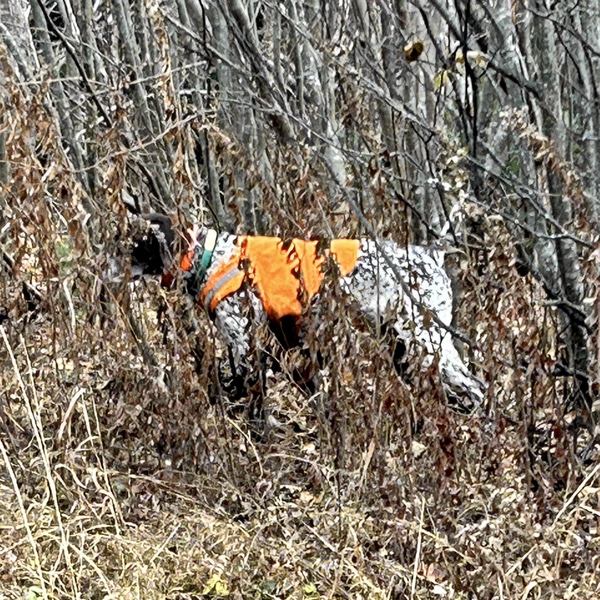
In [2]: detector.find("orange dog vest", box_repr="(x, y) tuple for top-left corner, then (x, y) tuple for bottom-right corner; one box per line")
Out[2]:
(183, 235), (360, 321)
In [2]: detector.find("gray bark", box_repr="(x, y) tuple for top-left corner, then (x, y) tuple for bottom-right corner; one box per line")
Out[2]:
(0, 0), (597, 409)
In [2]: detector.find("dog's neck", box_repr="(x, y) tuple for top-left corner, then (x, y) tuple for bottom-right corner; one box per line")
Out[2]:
(183, 226), (219, 295)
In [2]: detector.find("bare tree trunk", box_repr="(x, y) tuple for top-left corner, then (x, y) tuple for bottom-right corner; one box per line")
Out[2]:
(30, 0), (85, 175)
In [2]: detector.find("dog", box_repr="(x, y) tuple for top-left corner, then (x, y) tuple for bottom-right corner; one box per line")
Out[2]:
(130, 214), (485, 406)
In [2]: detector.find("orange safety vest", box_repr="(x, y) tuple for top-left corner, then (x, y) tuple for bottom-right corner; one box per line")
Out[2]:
(183, 235), (360, 321)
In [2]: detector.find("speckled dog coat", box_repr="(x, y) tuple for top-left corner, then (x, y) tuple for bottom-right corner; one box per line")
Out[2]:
(179, 226), (484, 403)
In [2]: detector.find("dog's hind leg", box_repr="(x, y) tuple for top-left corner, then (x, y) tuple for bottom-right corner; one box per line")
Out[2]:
(384, 246), (485, 408)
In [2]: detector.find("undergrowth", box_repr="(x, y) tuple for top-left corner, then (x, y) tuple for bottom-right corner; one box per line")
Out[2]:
(1, 73), (599, 600)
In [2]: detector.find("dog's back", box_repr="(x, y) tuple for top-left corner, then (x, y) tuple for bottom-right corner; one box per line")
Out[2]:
(195, 235), (360, 320)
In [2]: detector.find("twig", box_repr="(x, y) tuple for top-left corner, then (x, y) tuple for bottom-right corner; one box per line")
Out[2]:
(411, 496), (426, 597)
(150, 524), (181, 563)
(34, 0), (112, 125)
(553, 461), (600, 526)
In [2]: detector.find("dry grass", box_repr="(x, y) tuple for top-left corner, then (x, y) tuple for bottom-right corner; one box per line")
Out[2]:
(1, 265), (600, 599)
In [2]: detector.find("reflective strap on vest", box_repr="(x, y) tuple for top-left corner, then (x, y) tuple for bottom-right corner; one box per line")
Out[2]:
(202, 263), (245, 313)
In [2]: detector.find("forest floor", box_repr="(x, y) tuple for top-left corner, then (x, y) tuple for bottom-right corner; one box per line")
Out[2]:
(1, 276), (600, 600)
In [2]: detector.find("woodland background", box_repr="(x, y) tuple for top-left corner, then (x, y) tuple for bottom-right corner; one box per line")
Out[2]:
(2, 0), (600, 598)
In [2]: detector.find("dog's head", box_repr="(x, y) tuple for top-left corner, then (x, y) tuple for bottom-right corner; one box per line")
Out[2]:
(130, 213), (176, 278)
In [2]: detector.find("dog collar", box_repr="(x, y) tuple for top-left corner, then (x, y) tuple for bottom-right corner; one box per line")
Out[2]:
(183, 227), (218, 297)
(197, 228), (217, 279)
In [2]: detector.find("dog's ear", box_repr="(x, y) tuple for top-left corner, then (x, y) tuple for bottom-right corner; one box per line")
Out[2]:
(131, 213), (176, 276)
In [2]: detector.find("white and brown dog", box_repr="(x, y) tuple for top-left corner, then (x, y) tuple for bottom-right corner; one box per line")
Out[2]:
(131, 215), (485, 405)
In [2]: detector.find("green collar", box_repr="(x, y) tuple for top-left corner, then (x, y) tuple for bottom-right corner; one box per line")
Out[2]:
(197, 229), (217, 279)
(188, 228), (217, 296)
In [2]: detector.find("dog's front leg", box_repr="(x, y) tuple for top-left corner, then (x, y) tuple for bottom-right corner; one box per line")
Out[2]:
(212, 291), (268, 413)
